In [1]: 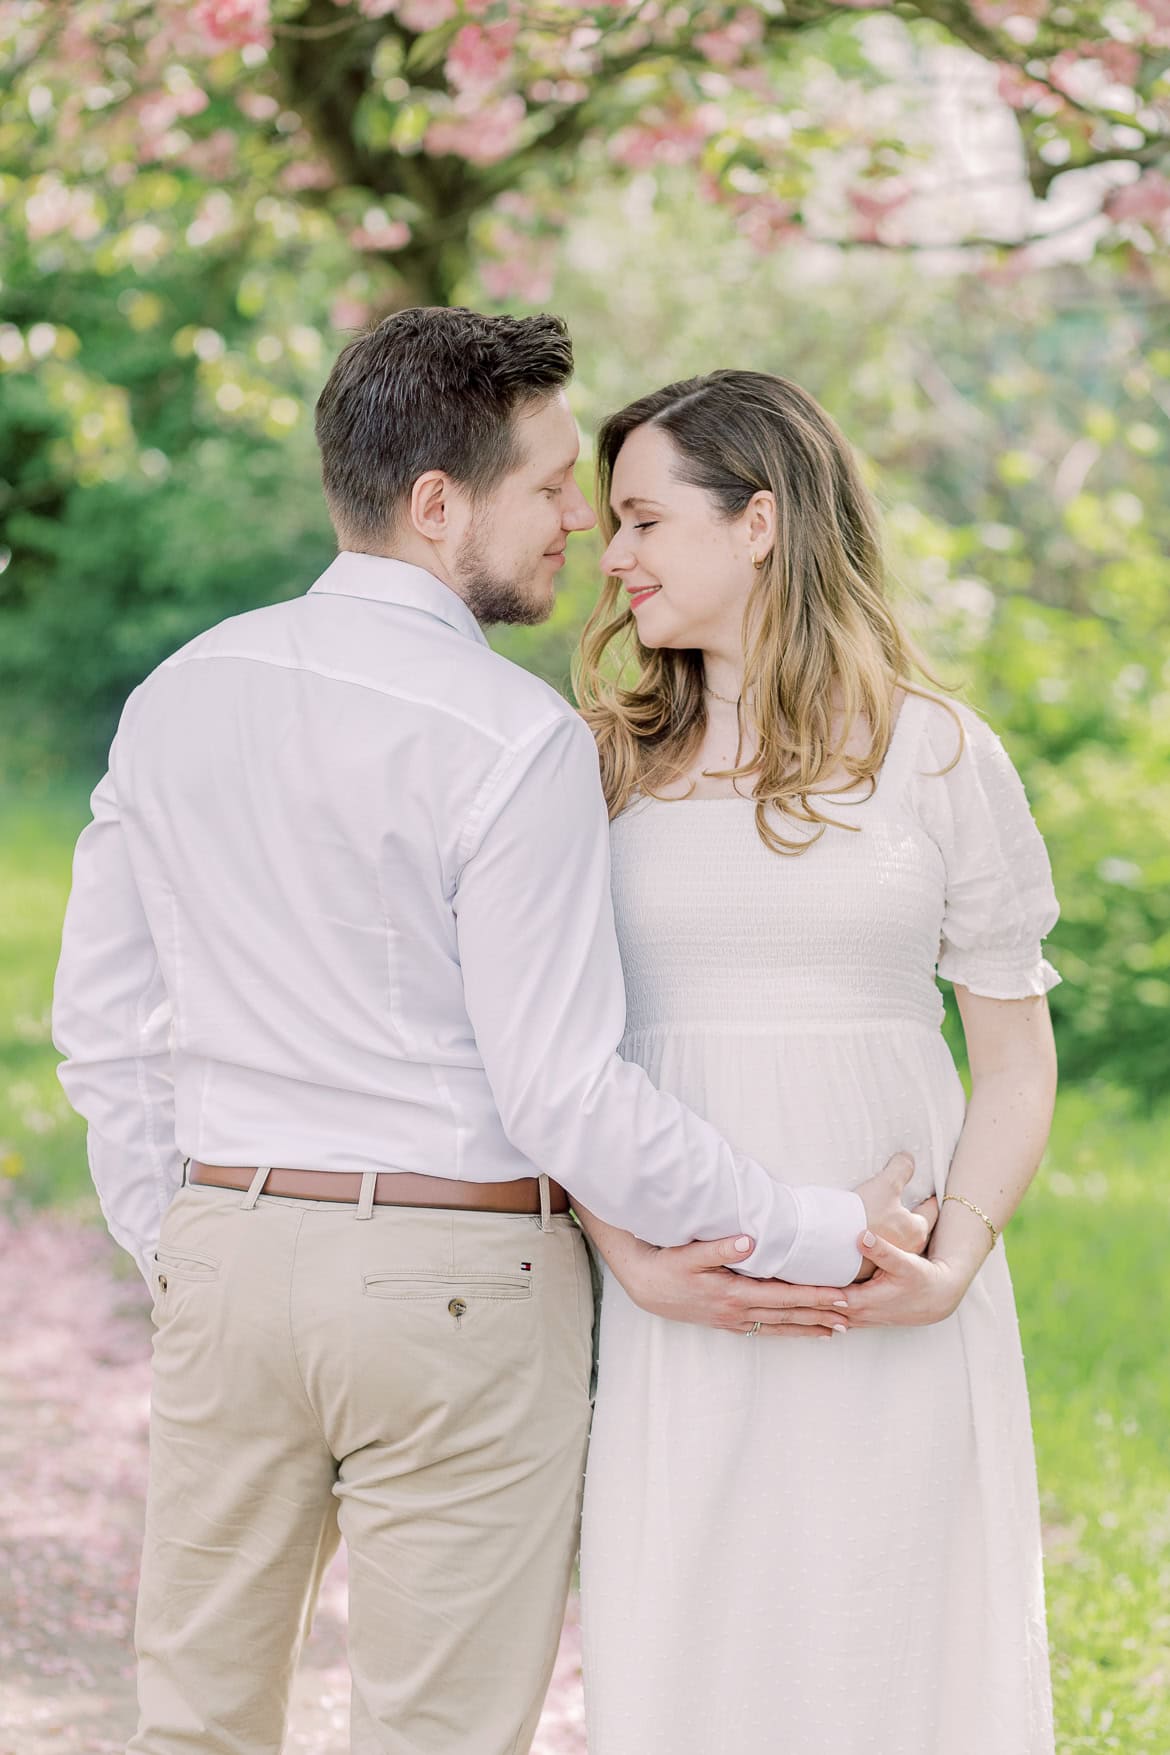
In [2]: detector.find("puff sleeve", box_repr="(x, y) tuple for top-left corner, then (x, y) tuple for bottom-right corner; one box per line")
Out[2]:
(912, 700), (1060, 1001)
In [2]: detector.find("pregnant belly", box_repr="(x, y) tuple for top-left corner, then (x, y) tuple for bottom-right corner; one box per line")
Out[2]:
(622, 1021), (967, 1206)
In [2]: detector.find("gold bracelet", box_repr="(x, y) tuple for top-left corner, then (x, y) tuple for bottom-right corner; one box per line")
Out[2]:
(942, 1193), (999, 1245)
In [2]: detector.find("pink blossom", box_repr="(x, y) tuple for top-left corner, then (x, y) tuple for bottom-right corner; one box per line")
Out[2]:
(237, 90), (280, 121)
(332, 295), (373, 330)
(528, 78), (590, 104)
(1105, 171), (1170, 226)
(729, 190), (798, 253)
(730, 65), (779, 102)
(481, 248), (555, 305)
(496, 191), (538, 222)
(350, 214), (413, 250)
(358, 0), (399, 16)
(397, 0), (457, 27)
(24, 178), (84, 242)
(445, 21), (518, 96)
(280, 157), (337, 192)
(1134, 0), (1170, 38)
(425, 94), (526, 164)
(192, 0), (272, 51)
(1092, 40), (1142, 85)
(610, 115), (709, 170)
(694, 7), (764, 68)
(1050, 41), (1141, 96)
(970, 0), (1050, 20)
(58, 13), (105, 77)
(846, 184), (911, 243)
(183, 128), (239, 180)
(996, 64), (1050, 109)
(138, 87), (210, 139)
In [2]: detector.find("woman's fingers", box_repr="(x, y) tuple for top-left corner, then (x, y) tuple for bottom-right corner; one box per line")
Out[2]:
(857, 1227), (915, 1274)
(675, 1234), (757, 1271)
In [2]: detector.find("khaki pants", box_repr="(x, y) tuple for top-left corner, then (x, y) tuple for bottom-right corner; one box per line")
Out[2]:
(129, 1176), (594, 1755)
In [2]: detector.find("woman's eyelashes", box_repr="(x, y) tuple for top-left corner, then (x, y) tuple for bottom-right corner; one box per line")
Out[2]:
(634, 521), (658, 531)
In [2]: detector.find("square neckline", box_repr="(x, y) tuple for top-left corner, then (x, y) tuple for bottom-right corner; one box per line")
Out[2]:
(634, 690), (928, 810)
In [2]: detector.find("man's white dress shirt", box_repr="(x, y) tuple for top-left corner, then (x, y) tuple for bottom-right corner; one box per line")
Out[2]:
(53, 553), (865, 1285)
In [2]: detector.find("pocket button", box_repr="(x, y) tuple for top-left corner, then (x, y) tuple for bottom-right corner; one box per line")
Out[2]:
(448, 1297), (467, 1322)
(157, 1274), (168, 1293)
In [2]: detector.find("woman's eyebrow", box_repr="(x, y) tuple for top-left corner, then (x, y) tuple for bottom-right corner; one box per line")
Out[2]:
(615, 495), (665, 513)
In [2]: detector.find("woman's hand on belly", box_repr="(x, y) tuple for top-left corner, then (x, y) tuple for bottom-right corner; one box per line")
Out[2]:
(832, 1227), (986, 1328)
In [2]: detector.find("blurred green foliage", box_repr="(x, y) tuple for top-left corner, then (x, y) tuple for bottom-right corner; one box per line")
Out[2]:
(1, 171), (1167, 1100)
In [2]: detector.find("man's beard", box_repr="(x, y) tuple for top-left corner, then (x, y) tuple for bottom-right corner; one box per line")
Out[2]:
(455, 530), (553, 628)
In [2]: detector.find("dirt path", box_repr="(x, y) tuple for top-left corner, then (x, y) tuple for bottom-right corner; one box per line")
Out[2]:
(0, 1208), (587, 1754)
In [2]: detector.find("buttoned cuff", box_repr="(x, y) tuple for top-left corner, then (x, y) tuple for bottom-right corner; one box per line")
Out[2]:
(780, 1187), (866, 1286)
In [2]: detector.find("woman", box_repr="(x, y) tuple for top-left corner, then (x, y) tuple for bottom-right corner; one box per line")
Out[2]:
(573, 371), (1059, 1755)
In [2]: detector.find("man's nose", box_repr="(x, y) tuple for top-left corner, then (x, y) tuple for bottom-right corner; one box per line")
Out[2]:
(563, 482), (596, 533)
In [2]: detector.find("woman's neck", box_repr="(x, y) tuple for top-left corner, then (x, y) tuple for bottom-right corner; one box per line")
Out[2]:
(701, 649), (747, 705)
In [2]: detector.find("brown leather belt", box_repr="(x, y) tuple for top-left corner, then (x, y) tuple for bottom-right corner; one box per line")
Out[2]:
(189, 1161), (570, 1216)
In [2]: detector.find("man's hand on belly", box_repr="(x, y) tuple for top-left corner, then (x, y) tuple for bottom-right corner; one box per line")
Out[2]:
(618, 1234), (851, 1338)
(853, 1153), (938, 1281)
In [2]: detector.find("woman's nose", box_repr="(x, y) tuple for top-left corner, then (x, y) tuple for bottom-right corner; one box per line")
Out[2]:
(601, 536), (634, 574)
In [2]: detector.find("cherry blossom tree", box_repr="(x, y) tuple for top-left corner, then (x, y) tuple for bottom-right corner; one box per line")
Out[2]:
(3, 0), (1168, 310)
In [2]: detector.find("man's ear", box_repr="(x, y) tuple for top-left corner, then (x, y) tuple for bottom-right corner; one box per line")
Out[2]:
(408, 470), (452, 543)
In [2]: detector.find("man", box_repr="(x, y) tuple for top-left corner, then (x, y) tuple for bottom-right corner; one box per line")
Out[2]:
(53, 306), (923, 1755)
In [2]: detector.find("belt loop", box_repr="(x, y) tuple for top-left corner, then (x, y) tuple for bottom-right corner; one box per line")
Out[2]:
(356, 1171), (377, 1221)
(538, 1173), (552, 1233)
(241, 1165), (270, 1211)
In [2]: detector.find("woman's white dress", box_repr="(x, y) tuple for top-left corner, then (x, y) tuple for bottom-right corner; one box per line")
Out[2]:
(579, 693), (1059, 1755)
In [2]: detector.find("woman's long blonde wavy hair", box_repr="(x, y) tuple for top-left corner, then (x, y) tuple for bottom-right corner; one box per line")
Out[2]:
(574, 370), (959, 855)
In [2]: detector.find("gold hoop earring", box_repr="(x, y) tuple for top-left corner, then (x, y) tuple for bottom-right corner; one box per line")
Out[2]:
(752, 553), (769, 569)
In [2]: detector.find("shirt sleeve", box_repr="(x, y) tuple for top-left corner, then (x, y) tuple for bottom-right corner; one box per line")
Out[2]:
(453, 711), (864, 1285)
(51, 740), (181, 1284)
(914, 701), (1061, 1001)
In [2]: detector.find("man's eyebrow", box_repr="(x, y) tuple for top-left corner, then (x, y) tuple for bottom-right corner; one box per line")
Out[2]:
(544, 456), (579, 479)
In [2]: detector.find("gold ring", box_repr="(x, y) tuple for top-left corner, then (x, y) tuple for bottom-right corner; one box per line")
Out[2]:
(746, 1320), (762, 1337)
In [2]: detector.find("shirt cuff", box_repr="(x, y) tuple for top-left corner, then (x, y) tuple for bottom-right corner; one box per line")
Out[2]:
(780, 1187), (866, 1286)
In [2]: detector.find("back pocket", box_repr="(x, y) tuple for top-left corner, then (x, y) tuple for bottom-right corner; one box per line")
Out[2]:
(363, 1269), (532, 1302)
(154, 1248), (219, 1283)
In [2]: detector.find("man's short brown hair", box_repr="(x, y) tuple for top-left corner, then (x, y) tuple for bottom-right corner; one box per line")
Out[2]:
(314, 306), (574, 545)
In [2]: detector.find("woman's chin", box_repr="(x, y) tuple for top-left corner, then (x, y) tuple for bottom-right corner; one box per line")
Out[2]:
(631, 607), (680, 650)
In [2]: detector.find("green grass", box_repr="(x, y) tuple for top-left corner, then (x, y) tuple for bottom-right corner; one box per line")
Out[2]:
(0, 781), (94, 1210)
(2, 783), (1168, 1752)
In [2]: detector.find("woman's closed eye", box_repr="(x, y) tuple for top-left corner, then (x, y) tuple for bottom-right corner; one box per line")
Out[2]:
(634, 521), (658, 531)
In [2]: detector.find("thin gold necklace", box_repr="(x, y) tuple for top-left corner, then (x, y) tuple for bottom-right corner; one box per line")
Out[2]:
(704, 683), (744, 707)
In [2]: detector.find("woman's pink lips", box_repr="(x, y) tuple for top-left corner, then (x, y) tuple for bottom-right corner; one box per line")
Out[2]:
(627, 585), (661, 609)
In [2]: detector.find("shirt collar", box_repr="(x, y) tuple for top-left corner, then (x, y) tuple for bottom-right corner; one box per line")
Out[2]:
(308, 551), (489, 648)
